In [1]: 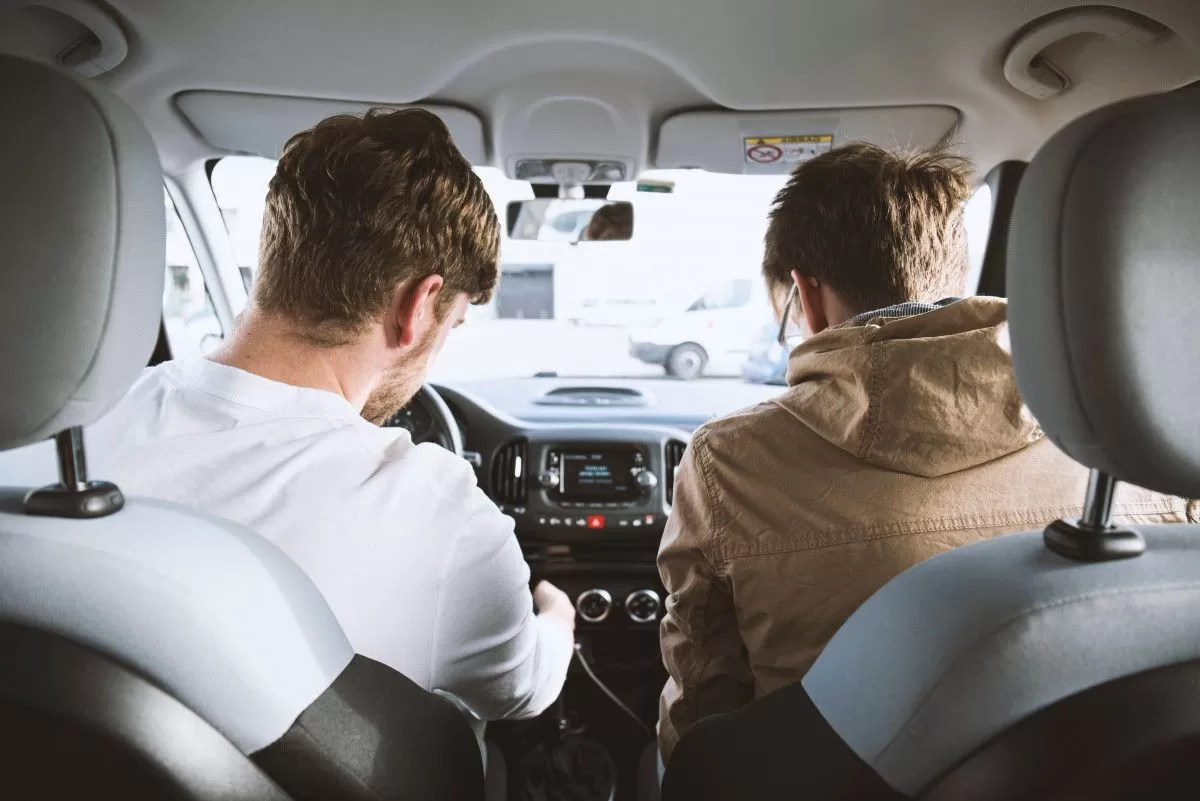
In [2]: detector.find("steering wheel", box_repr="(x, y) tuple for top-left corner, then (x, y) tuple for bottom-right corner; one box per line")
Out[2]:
(380, 384), (464, 456)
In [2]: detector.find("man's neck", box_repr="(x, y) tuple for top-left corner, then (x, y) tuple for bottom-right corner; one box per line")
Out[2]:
(210, 309), (377, 410)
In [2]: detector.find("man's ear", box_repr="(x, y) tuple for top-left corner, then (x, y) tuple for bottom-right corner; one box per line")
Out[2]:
(389, 274), (444, 348)
(792, 269), (829, 335)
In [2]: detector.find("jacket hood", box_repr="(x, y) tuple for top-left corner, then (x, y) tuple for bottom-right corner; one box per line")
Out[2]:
(779, 297), (1041, 478)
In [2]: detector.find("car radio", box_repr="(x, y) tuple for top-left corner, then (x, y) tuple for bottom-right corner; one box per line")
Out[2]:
(522, 444), (664, 536)
(538, 445), (657, 507)
(486, 427), (686, 541)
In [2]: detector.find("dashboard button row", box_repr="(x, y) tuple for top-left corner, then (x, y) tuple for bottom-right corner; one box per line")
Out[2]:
(534, 513), (657, 529)
(558, 501), (634, 510)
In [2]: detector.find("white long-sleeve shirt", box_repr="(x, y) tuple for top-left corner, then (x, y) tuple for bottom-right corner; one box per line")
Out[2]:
(85, 358), (572, 724)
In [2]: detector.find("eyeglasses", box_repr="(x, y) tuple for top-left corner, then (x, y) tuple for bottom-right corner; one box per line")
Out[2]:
(777, 283), (798, 346)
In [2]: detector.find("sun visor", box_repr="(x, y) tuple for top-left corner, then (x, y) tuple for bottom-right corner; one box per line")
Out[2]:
(655, 106), (960, 175)
(176, 90), (488, 163)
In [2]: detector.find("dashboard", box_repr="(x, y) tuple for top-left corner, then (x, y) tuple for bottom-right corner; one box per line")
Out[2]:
(384, 381), (692, 634)
(430, 383), (689, 545)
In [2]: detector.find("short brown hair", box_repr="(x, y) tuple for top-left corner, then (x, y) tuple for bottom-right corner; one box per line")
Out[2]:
(583, 202), (633, 241)
(763, 142), (972, 313)
(255, 108), (500, 345)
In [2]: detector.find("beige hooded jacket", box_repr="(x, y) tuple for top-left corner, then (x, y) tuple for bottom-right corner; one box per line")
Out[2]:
(657, 297), (1193, 760)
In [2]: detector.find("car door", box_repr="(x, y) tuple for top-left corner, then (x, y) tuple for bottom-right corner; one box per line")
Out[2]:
(686, 279), (757, 371)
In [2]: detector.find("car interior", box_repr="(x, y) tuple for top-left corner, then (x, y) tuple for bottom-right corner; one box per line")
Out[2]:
(0, 1), (1198, 800)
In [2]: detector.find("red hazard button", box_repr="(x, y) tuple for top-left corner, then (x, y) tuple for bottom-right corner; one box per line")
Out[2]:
(586, 515), (605, 529)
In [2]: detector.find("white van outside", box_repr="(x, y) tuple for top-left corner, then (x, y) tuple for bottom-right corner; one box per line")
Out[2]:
(628, 278), (771, 379)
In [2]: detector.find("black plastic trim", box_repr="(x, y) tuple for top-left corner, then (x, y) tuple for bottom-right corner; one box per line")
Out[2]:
(23, 478), (125, 518)
(252, 654), (484, 801)
(149, 319), (173, 366)
(1043, 517), (1146, 562)
(978, 160), (1027, 298)
(662, 681), (907, 801)
(923, 658), (1200, 801)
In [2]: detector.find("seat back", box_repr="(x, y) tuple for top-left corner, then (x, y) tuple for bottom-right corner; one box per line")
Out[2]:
(0, 53), (482, 801)
(663, 82), (1200, 801)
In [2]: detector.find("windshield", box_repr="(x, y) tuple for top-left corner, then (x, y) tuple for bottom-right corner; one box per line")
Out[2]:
(210, 157), (989, 391)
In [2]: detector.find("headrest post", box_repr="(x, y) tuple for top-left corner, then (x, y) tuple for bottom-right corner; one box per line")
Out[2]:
(54, 426), (89, 491)
(1043, 469), (1144, 563)
(1080, 469), (1117, 529)
(23, 427), (125, 520)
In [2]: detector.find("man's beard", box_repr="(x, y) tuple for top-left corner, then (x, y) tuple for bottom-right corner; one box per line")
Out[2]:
(361, 329), (436, 425)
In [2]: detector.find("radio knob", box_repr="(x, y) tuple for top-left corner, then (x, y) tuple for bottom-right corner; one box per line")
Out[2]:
(576, 589), (613, 623)
(635, 470), (658, 490)
(624, 589), (661, 623)
(538, 469), (560, 490)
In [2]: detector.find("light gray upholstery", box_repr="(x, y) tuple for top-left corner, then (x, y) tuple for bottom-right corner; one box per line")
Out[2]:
(0, 53), (164, 451)
(0, 488), (355, 753)
(798, 82), (1200, 798)
(1008, 83), (1200, 499)
(804, 525), (1200, 795)
(0, 53), (357, 756)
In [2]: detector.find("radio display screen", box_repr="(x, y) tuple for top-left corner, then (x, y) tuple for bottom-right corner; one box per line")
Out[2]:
(560, 449), (638, 500)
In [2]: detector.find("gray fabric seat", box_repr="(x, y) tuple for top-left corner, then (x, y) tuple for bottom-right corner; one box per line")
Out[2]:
(662, 83), (1200, 801)
(0, 53), (483, 800)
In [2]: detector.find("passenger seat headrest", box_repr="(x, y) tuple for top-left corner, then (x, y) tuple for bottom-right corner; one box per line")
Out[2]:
(1008, 83), (1200, 499)
(0, 54), (164, 452)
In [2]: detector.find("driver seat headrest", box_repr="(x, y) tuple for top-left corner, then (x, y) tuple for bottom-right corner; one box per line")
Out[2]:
(1007, 82), (1200, 499)
(0, 54), (164, 452)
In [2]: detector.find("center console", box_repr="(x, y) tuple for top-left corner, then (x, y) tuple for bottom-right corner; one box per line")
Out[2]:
(533, 443), (663, 535)
(496, 430), (686, 544)
(485, 427), (687, 641)
(432, 384), (691, 800)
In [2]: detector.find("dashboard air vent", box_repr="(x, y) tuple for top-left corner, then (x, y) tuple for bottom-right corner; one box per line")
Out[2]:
(665, 439), (687, 507)
(491, 438), (529, 508)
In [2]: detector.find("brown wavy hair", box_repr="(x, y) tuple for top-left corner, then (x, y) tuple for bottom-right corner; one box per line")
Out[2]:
(254, 108), (500, 346)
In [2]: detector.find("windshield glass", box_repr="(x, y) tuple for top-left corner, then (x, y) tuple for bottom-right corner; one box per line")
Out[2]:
(210, 157), (988, 393)
(211, 158), (791, 384)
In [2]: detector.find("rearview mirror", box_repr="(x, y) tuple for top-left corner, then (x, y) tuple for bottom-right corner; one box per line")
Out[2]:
(506, 200), (634, 242)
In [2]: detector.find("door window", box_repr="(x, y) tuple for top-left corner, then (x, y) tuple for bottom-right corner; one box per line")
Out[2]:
(163, 189), (223, 356)
(964, 183), (993, 295)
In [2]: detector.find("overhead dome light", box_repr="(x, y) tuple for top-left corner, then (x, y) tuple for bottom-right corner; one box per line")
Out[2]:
(592, 162), (626, 182)
(514, 159), (549, 181)
(513, 158), (628, 184)
(551, 161), (593, 186)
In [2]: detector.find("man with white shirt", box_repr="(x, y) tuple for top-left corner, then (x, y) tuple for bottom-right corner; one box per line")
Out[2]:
(90, 108), (575, 730)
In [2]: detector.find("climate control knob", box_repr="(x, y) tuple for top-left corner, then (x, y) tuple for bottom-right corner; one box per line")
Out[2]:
(538, 469), (560, 490)
(635, 470), (659, 490)
(624, 589), (661, 623)
(576, 589), (613, 623)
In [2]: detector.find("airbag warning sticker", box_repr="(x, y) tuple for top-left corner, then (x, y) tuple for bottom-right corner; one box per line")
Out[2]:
(743, 134), (834, 171)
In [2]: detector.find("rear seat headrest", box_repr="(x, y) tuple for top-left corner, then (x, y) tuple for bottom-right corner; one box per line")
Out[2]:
(1007, 82), (1200, 498)
(0, 54), (164, 452)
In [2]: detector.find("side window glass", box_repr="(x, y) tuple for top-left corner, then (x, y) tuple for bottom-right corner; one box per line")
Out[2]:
(964, 183), (993, 295)
(163, 189), (223, 356)
(210, 156), (277, 292)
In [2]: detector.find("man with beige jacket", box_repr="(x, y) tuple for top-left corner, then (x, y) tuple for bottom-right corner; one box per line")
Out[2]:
(656, 142), (1194, 762)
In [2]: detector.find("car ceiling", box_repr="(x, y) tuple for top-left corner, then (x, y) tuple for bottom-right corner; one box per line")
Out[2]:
(4, 0), (1199, 178)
